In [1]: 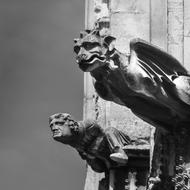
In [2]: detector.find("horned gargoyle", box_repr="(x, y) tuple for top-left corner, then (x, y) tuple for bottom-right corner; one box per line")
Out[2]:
(74, 29), (190, 189)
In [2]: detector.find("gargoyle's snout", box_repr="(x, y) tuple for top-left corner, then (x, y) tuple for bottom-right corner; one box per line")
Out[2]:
(77, 54), (88, 61)
(76, 54), (89, 66)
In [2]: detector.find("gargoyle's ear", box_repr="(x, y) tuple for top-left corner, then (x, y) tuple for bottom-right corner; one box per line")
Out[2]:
(103, 36), (116, 51)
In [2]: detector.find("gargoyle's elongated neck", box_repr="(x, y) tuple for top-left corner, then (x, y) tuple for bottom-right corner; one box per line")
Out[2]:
(90, 65), (111, 82)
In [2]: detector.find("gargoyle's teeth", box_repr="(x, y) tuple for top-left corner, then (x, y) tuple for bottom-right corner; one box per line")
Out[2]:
(83, 54), (105, 63)
(89, 57), (106, 64)
(77, 54), (106, 67)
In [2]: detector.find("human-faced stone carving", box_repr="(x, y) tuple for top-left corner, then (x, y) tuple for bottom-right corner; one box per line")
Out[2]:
(49, 113), (131, 173)
(49, 113), (79, 144)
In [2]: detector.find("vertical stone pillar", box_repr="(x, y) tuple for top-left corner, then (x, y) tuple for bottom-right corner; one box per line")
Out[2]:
(184, 0), (190, 71)
(84, 1), (109, 190)
(167, 1), (185, 190)
(167, 0), (184, 64)
(84, 1), (151, 190)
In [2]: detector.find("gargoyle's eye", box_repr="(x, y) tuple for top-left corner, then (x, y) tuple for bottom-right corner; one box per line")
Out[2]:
(83, 42), (100, 50)
(74, 45), (80, 54)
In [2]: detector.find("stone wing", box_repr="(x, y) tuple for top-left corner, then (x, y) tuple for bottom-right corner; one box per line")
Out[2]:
(130, 38), (189, 82)
(130, 38), (190, 105)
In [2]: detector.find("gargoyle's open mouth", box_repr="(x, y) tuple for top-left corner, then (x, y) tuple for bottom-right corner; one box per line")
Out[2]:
(77, 54), (106, 71)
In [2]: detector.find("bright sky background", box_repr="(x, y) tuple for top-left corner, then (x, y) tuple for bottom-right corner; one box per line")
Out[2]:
(0, 1), (86, 190)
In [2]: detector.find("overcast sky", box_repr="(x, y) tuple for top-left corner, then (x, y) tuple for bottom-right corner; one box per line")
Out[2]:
(0, 1), (86, 190)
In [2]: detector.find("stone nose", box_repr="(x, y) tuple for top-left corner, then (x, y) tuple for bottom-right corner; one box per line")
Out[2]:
(50, 124), (59, 130)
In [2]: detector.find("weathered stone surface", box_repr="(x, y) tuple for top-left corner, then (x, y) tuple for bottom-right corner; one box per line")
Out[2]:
(167, 0), (184, 63)
(105, 102), (151, 141)
(110, 0), (149, 13)
(110, 0), (150, 54)
(111, 13), (150, 54)
(150, 0), (167, 49)
(184, 0), (190, 70)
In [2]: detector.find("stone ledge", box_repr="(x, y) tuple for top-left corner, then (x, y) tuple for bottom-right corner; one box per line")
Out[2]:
(123, 144), (150, 150)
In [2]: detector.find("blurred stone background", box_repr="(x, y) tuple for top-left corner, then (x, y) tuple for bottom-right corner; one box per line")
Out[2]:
(0, 1), (86, 190)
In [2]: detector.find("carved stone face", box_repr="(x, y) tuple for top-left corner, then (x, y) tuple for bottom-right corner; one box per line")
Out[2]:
(74, 30), (116, 72)
(49, 113), (74, 143)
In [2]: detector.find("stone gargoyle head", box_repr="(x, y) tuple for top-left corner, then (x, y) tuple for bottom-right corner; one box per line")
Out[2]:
(74, 29), (116, 72)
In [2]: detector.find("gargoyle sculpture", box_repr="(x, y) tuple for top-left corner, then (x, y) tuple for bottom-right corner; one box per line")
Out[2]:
(49, 113), (130, 173)
(74, 29), (190, 189)
(74, 29), (190, 131)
